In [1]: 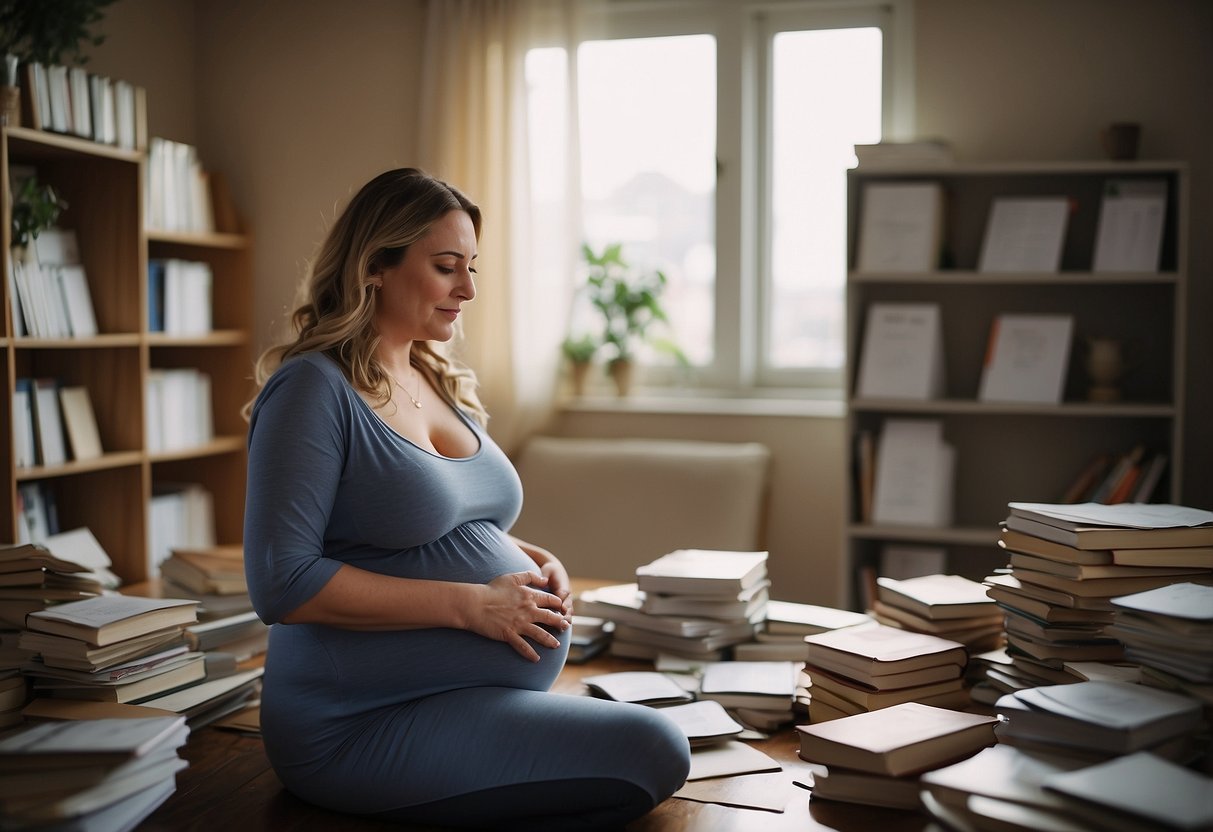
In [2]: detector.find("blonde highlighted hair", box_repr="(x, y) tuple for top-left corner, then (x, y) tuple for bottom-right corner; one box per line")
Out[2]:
(248, 168), (487, 424)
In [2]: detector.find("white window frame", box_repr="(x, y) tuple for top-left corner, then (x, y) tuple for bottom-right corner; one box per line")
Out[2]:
(562, 0), (914, 397)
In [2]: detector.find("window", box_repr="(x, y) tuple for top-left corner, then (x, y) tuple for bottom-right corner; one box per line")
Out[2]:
(526, 1), (910, 395)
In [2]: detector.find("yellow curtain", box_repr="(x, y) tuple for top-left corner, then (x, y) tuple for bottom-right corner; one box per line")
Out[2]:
(417, 0), (581, 453)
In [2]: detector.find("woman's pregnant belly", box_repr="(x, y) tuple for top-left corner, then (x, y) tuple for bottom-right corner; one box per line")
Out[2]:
(261, 520), (570, 722)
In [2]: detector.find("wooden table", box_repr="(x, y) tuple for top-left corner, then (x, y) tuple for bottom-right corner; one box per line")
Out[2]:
(138, 652), (928, 832)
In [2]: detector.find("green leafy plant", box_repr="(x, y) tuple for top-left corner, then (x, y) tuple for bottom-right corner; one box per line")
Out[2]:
(11, 175), (66, 249)
(581, 242), (686, 367)
(561, 333), (598, 364)
(0, 0), (116, 67)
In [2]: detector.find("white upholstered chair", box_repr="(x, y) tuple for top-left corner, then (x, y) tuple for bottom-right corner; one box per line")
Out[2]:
(509, 436), (772, 583)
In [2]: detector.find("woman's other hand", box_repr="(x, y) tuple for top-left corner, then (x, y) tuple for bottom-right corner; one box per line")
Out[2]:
(469, 571), (569, 662)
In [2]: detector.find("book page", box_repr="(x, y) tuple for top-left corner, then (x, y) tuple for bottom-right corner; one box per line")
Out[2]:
(978, 197), (1069, 272)
(1092, 179), (1167, 272)
(857, 183), (944, 272)
(1007, 502), (1213, 529)
(856, 303), (945, 399)
(978, 314), (1073, 404)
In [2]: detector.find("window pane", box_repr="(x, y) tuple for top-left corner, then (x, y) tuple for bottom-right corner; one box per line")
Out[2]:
(768, 27), (882, 369)
(578, 35), (716, 366)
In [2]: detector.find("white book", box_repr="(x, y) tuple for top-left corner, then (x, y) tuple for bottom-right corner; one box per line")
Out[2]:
(6, 248), (25, 337)
(0, 716), (187, 767)
(13, 381), (36, 468)
(43, 265), (72, 338)
(978, 313), (1073, 404)
(872, 419), (954, 527)
(59, 385), (103, 460)
(1092, 179), (1167, 272)
(978, 197), (1069, 273)
(581, 670), (693, 705)
(43, 527), (121, 589)
(855, 303), (945, 399)
(31, 378), (67, 467)
(46, 64), (71, 133)
(57, 264), (99, 337)
(856, 182), (944, 272)
(69, 66), (92, 138)
(659, 700), (745, 746)
(636, 549), (769, 596)
(699, 660), (796, 709)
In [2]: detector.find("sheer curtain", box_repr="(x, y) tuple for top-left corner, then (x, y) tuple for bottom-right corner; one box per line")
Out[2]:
(417, 0), (583, 453)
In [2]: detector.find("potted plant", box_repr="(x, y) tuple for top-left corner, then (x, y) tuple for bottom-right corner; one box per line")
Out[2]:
(561, 333), (597, 396)
(10, 173), (66, 259)
(0, 0), (116, 126)
(581, 242), (685, 396)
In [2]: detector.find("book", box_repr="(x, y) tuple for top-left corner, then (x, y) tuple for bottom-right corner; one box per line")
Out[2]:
(805, 624), (967, 678)
(855, 303), (945, 399)
(685, 740), (781, 781)
(1005, 502), (1213, 550)
(875, 574), (998, 620)
(1008, 551), (1202, 580)
(998, 527), (1113, 565)
(580, 671), (693, 706)
(763, 600), (872, 636)
(1089, 444), (1146, 504)
(978, 313), (1073, 404)
(871, 418), (954, 527)
(994, 680), (1203, 755)
(57, 264), (99, 337)
(921, 744), (1088, 816)
(1110, 545), (1213, 568)
(58, 386), (104, 461)
(657, 700), (745, 747)
(640, 580), (769, 620)
(1044, 751), (1213, 832)
(807, 664), (965, 711)
(1110, 581), (1213, 623)
(698, 661), (796, 710)
(853, 139), (954, 167)
(871, 599), (1001, 636)
(12, 379), (36, 468)
(33, 655), (206, 704)
(0, 715), (186, 770)
(856, 182), (944, 273)
(809, 766), (925, 810)
(1091, 178), (1167, 273)
(634, 549), (768, 596)
(1014, 567), (1185, 598)
(31, 377), (68, 467)
(984, 573), (1116, 612)
(977, 196), (1069, 273)
(25, 595), (199, 647)
(795, 701), (997, 777)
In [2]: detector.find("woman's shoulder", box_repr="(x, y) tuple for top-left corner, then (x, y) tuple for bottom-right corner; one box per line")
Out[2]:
(256, 352), (352, 411)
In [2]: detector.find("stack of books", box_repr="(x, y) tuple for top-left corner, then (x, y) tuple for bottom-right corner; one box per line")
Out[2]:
(872, 574), (1004, 651)
(698, 660), (799, 731)
(984, 502), (1213, 696)
(19, 595), (205, 705)
(576, 583), (759, 662)
(1108, 582), (1213, 717)
(0, 716), (186, 829)
(567, 615), (615, 663)
(802, 624), (970, 721)
(796, 701), (997, 810)
(579, 549), (768, 660)
(0, 671), (26, 729)
(734, 599), (872, 662)
(159, 545), (246, 597)
(0, 540), (107, 630)
(993, 680), (1204, 762)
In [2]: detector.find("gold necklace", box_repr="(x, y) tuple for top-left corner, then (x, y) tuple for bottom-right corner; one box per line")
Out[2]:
(388, 370), (423, 409)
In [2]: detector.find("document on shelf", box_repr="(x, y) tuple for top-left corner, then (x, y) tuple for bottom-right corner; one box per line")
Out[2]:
(978, 314), (1073, 404)
(856, 303), (945, 400)
(872, 419), (954, 527)
(856, 182), (944, 272)
(978, 197), (1069, 273)
(1091, 179), (1167, 272)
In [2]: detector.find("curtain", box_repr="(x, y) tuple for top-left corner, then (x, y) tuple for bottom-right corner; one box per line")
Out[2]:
(417, 0), (583, 454)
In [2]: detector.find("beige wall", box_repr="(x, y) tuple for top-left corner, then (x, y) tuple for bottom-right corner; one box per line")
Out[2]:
(85, 0), (1211, 608)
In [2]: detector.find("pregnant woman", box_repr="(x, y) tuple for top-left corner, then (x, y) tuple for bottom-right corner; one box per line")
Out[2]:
(243, 168), (689, 830)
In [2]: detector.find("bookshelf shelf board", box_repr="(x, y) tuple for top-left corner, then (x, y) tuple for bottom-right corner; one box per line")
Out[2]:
(147, 330), (249, 347)
(849, 398), (1176, 418)
(852, 159), (1187, 177)
(849, 270), (1179, 285)
(148, 436), (245, 463)
(847, 524), (998, 547)
(146, 229), (249, 249)
(14, 334), (142, 349)
(3, 125), (142, 163)
(15, 450), (145, 481)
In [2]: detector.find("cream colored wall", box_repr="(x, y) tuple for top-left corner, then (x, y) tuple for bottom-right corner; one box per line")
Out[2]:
(85, 0), (1211, 609)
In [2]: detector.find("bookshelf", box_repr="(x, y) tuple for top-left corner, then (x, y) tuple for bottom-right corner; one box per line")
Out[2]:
(1, 125), (253, 583)
(844, 160), (1187, 608)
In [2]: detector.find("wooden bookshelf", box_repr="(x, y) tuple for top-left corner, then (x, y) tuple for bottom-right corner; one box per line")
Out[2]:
(2, 126), (253, 582)
(843, 160), (1188, 607)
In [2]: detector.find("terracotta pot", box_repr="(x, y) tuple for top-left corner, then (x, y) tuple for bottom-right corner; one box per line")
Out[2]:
(608, 359), (634, 396)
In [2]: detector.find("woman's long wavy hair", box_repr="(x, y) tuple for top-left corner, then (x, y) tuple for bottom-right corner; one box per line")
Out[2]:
(247, 168), (487, 424)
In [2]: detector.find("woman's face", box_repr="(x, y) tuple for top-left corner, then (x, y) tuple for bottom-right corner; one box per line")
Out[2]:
(373, 209), (478, 344)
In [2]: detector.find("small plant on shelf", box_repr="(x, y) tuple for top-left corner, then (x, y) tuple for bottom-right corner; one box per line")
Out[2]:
(10, 174), (66, 255)
(580, 241), (685, 395)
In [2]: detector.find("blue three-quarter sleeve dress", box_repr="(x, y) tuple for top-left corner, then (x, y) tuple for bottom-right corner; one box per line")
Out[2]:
(244, 353), (689, 829)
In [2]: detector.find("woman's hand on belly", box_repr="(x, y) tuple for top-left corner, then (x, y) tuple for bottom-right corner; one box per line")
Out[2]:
(467, 571), (570, 662)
